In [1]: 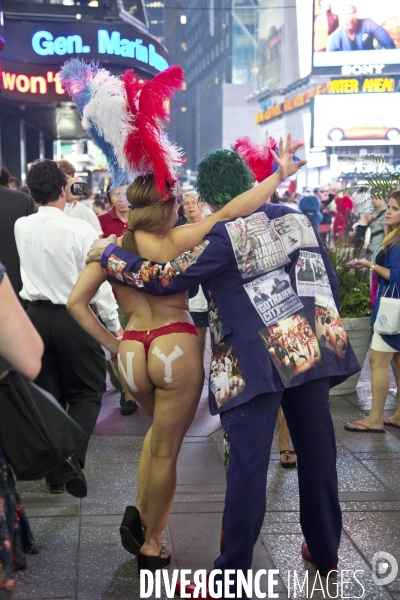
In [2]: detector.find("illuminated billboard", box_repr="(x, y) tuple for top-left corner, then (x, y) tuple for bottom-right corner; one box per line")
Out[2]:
(313, 93), (400, 146)
(312, 1), (400, 75)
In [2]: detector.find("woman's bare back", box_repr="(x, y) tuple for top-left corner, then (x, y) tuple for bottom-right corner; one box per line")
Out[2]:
(113, 238), (191, 331)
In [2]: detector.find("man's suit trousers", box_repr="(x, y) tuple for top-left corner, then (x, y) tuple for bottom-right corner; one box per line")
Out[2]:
(214, 378), (341, 593)
(27, 304), (106, 473)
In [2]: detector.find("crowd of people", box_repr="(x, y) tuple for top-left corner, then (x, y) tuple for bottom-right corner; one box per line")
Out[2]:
(1, 125), (400, 599)
(272, 186), (388, 255)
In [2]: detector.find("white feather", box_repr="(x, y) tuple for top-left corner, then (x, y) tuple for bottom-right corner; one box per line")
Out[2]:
(82, 69), (137, 179)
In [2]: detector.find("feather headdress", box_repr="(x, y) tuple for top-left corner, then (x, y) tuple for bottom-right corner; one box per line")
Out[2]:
(123, 65), (185, 197)
(60, 59), (185, 195)
(233, 136), (277, 183)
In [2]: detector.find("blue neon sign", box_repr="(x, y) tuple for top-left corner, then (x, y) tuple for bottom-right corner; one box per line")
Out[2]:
(32, 31), (90, 56)
(31, 29), (168, 71)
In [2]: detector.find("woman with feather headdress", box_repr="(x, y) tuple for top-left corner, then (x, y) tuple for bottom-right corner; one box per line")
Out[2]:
(63, 59), (305, 572)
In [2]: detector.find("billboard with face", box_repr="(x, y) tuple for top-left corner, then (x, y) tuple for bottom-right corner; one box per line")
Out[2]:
(313, 92), (400, 146)
(312, 0), (400, 75)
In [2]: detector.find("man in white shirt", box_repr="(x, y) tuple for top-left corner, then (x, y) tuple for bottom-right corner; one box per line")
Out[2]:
(15, 160), (122, 495)
(57, 160), (103, 237)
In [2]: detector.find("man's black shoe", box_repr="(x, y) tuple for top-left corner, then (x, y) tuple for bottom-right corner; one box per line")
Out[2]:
(58, 454), (87, 498)
(46, 481), (65, 494)
(120, 400), (139, 416)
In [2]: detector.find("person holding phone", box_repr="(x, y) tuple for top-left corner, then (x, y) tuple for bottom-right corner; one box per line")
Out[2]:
(57, 160), (103, 238)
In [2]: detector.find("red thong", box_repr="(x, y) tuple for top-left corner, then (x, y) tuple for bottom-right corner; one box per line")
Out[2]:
(121, 322), (198, 360)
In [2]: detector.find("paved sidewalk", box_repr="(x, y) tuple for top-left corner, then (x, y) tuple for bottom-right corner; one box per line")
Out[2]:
(14, 347), (400, 600)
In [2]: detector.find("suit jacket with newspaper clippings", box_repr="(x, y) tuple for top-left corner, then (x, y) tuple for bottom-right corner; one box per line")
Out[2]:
(101, 204), (360, 415)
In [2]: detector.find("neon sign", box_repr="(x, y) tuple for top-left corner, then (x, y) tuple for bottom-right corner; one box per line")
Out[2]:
(31, 29), (168, 71)
(1, 69), (65, 95)
(255, 78), (397, 125)
(32, 31), (90, 56)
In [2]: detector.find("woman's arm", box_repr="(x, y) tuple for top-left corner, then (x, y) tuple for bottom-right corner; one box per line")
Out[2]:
(67, 262), (120, 356)
(0, 273), (44, 380)
(144, 135), (306, 262)
(347, 258), (390, 281)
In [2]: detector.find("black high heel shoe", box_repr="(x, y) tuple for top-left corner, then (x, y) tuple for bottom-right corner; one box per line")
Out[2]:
(137, 546), (171, 574)
(119, 506), (146, 556)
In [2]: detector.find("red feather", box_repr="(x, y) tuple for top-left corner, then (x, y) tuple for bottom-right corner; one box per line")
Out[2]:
(123, 65), (185, 197)
(234, 136), (277, 183)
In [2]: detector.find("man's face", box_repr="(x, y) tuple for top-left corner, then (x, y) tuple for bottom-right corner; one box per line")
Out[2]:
(318, 189), (329, 202)
(372, 197), (385, 210)
(183, 195), (203, 223)
(344, 6), (359, 31)
(110, 186), (129, 212)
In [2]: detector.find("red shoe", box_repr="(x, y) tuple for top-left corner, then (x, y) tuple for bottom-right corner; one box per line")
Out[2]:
(301, 541), (338, 577)
(175, 579), (224, 599)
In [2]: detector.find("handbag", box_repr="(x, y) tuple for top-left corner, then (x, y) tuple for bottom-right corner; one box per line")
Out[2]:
(374, 283), (400, 335)
(0, 356), (86, 480)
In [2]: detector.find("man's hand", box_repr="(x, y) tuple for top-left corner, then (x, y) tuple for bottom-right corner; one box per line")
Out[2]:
(271, 134), (307, 181)
(86, 234), (117, 264)
(65, 176), (82, 203)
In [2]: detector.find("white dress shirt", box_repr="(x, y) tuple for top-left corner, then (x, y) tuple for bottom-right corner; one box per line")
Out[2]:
(15, 206), (120, 331)
(65, 200), (103, 236)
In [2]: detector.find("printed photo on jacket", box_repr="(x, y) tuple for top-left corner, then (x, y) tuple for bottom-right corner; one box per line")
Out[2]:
(206, 289), (224, 347)
(210, 339), (245, 409)
(315, 294), (348, 358)
(259, 311), (323, 382)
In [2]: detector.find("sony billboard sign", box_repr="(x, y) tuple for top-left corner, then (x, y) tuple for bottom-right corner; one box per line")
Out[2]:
(341, 64), (386, 75)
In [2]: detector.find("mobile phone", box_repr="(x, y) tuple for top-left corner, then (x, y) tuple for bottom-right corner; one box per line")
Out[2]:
(71, 182), (88, 196)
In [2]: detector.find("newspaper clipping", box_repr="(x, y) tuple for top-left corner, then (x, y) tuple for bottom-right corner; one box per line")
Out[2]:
(225, 213), (290, 279)
(210, 339), (246, 410)
(295, 251), (333, 298)
(259, 311), (323, 382)
(272, 213), (319, 254)
(244, 268), (303, 326)
(315, 294), (348, 358)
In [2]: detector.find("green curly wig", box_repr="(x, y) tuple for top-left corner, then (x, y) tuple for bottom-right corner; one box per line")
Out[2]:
(196, 149), (254, 209)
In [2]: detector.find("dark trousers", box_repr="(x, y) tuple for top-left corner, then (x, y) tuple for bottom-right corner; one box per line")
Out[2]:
(27, 304), (106, 483)
(214, 378), (341, 595)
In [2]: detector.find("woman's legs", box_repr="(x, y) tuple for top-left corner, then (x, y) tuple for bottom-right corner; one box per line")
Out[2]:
(117, 341), (155, 526)
(386, 353), (400, 426)
(139, 332), (204, 556)
(346, 349), (394, 430)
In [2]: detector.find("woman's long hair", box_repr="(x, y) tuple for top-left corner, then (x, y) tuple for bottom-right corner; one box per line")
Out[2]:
(122, 175), (175, 255)
(384, 190), (400, 251)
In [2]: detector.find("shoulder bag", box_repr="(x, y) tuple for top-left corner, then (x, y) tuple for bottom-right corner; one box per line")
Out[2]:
(0, 356), (86, 480)
(374, 283), (400, 336)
